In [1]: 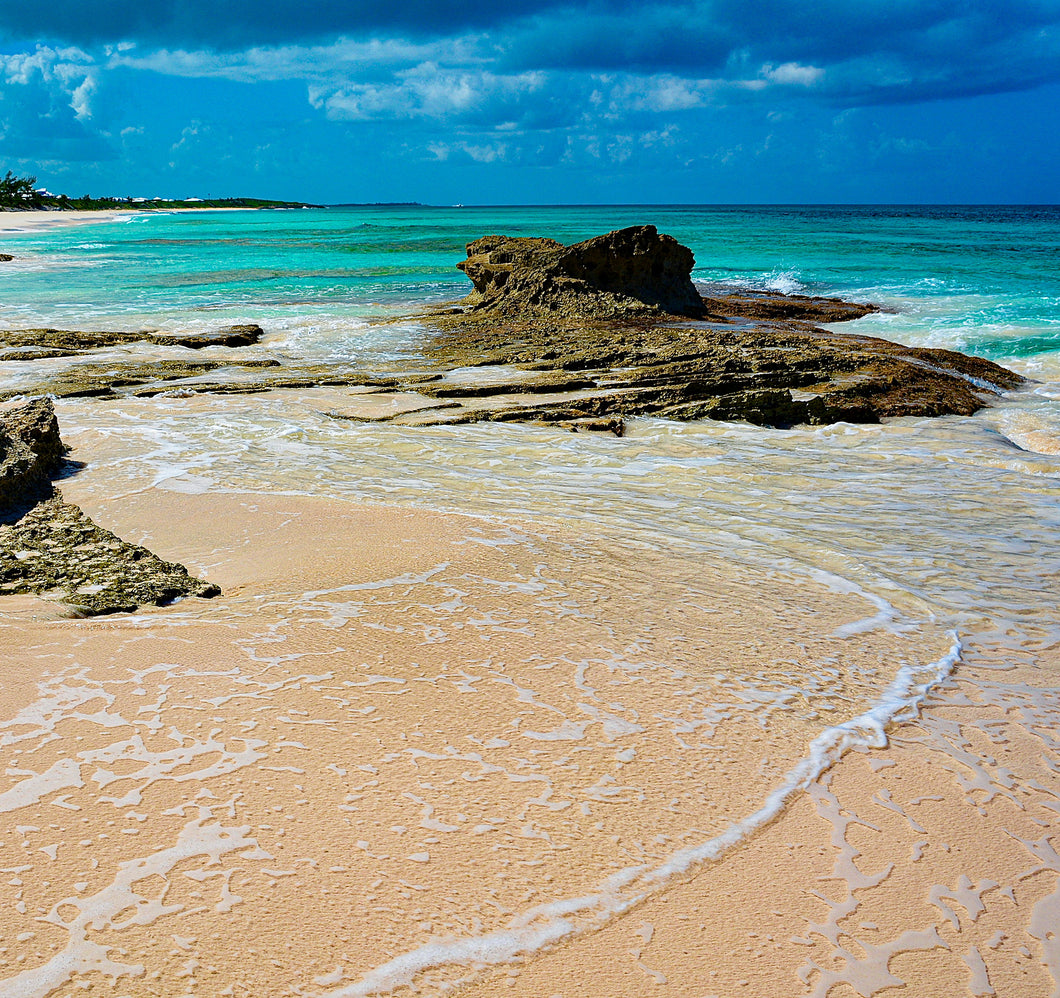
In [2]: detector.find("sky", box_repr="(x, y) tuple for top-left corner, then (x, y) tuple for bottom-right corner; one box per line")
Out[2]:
(1, 1), (1058, 204)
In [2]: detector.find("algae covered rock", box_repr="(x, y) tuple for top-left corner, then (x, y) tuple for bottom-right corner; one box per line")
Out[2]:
(0, 397), (221, 614)
(0, 496), (220, 614)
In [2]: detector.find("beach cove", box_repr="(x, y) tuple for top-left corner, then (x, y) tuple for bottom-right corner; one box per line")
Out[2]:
(0, 205), (1058, 997)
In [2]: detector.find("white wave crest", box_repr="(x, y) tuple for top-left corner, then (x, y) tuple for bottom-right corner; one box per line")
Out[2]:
(323, 632), (962, 997)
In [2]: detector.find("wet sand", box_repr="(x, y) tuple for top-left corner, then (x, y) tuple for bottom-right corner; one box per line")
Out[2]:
(2, 453), (1057, 997)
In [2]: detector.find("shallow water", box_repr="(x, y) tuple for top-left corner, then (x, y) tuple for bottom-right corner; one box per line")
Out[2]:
(1, 206), (1058, 996)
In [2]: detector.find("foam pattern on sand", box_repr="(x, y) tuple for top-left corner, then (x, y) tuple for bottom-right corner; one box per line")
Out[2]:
(0, 503), (961, 996)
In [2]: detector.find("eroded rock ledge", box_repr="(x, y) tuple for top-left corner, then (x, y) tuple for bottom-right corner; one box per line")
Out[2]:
(0, 323), (264, 362)
(0, 398), (220, 614)
(414, 225), (1023, 430)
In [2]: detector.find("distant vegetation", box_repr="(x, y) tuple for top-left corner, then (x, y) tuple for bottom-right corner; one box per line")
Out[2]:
(0, 169), (320, 211)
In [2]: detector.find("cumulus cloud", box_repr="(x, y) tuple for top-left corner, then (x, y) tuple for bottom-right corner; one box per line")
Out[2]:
(0, 45), (111, 160)
(309, 66), (546, 122)
(2, 45), (97, 110)
(761, 62), (824, 87)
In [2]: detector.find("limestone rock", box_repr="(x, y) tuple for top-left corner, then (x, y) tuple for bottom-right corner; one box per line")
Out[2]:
(421, 226), (1024, 429)
(0, 496), (221, 615)
(0, 398), (221, 614)
(0, 398), (66, 512)
(0, 323), (264, 354)
(457, 224), (704, 317)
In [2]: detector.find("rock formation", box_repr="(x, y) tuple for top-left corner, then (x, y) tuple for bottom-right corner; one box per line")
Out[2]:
(417, 226), (1023, 430)
(0, 228), (1025, 432)
(0, 398), (220, 614)
(457, 225), (705, 317)
(0, 397), (66, 511)
(0, 323), (264, 358)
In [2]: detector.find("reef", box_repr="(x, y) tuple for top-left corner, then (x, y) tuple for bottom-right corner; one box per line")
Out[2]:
(0, 398), (220, 614)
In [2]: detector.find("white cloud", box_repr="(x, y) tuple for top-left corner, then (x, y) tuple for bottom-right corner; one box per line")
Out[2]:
(626, 75), (711, 112)
(68, 75), (96, 120)
(460, 141), (508, 163)
(761, 62), (824, 87)
(313, 67), (545, 122)
(106, 36), (490, 84)
(0, 44), (99, 119)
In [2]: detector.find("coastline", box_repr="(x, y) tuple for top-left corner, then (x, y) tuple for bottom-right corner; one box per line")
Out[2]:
(1, 204), (1058, 996)
(2, 450), (1056, 997)
(0, 207), (255, 233)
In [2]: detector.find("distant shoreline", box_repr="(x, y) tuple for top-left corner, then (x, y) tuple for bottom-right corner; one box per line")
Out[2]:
(0, 206), (256, 234)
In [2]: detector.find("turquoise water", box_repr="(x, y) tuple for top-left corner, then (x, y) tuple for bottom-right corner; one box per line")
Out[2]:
(2, 205), (1059, 370)
(3, 203), (1057, 646)
(2, 204), (1059, 648)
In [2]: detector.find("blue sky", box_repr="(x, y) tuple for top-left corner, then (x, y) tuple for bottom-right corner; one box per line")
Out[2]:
(1, 1), (1058, 204)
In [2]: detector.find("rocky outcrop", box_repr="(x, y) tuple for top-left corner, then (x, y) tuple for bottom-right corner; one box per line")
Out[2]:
(417, 226), (1023, 429)
(0, 228), (1026, 432)
(0, 398), (220, 614)
(457, 225), (705, 318)
(0, 253), (13, 262)
(417, 313), (1022, 430)
(0, 323), (264, 358)
(0, 397), (66, 511)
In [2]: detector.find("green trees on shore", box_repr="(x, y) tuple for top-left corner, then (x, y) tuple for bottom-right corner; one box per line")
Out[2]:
(0, 170), (44, 208)
(1, 168), (316, 210)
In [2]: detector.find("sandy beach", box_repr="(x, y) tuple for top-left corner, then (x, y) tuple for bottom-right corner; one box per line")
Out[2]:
(0, 400), (1056, 996)
(0, 210), (139, 233)
(0, 208), (255, 234)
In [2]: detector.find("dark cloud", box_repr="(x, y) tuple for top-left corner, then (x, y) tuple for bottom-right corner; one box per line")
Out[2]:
(497, 1), (1060, 104)
(496, 7), (736, 74)
(0, 0), (582, 48)
(2, 0), (1058, 108)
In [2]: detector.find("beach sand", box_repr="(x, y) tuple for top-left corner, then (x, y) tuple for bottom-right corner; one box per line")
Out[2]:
(1, 443), (1057, 997)
(0, 210), (140, 233)
(0, 208), (253, 234)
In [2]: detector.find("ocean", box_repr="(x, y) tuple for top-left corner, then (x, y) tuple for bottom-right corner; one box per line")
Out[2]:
(0, 205), (1058, 997)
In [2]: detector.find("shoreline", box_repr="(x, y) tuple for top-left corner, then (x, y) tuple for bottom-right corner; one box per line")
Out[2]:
(2, 467), (1057, 996)
(1, 207), (1058, 996)
(0, 206), (256, 234)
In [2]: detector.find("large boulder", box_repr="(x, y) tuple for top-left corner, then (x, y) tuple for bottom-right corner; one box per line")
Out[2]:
(457, 224), (705, 318)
